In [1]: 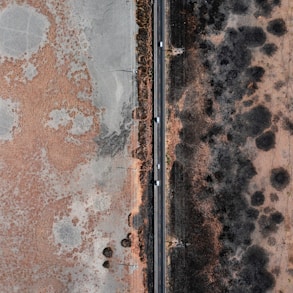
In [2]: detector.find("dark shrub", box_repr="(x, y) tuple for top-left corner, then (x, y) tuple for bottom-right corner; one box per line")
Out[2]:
(261, 43), (278, 56)
(238, 26), (266, 47)
(267, 18), (287, 36)
(270, 167), (290, 190)
(103, 247), (113, 258)
(255, 131), (275, 151)
(251, 191), (265, 206)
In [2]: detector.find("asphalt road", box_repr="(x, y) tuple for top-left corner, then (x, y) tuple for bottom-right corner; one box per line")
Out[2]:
(153, 0), (166, 292)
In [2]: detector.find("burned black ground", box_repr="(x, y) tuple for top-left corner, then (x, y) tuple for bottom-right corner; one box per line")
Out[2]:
(168, 0), (280, 292)
(231, 105), (272, 145)
(254, 0), (281, 17)
(232, 0), (250, 15)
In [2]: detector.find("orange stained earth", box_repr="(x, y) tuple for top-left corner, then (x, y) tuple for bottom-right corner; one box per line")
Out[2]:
(0, 0), (145, 292)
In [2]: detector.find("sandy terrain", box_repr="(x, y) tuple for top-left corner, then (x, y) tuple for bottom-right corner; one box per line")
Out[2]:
(167, 0), (293, 292)
(0, 0), (146, 292)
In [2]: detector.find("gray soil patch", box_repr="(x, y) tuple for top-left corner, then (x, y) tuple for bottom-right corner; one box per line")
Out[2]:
(0, 5), (49, 59)
(53, 218), (82, 249)
(0, 98), (18, 141)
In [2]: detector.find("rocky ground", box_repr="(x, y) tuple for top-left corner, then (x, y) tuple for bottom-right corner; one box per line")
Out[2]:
(167, 0), (293, 292)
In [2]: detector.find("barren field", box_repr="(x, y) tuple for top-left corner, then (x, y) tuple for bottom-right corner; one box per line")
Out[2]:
(167, 0), (293, 292)
(0, 0), (151, 292)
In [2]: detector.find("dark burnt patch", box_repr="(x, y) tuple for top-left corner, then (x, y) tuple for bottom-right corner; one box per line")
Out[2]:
(243, 66), (265, 95)
(214, 170), (224, 182)
(168, 0), (278, 291)
(225, 69), (239, 86)
(251, 191), (265, 206)
(204, 98), (213, 116)
(255, 130), (275, 151)
(217, 40), (252, 70)
(243, 245), (269, 266)
(179, 109), (198, 123)
(267, 18), (287, 36)
(237, 156), (257, 184)
(232, 105), (272, 144)
(274, 80), (285, 90)
(261, 43), (278, 56)
(270, 211), (284, 224)
(270, 193), (279, 202)
(192, 0), (228, 34)
(243, 100), (253, 107)
(170, 0), (195, 48)
(283, 117), (293, 134)
(169, 160), (223, 291)
(175, 143), (196, 165)
(232, 0), (250, 14)
(179, 127), (197, 145)
(238, 26), (267, 47)
(232, 245), (275, 292)
(270, 167), (290, 191)
(170, 242), (218, 293)
(258, 212), (283, 237)
(212, 28), (254, 105)
(201, 124), (222, 144)
(254, 0), (281, 17)
(212, 148), (257, 250)
(199, 40), (215, 53)
(246, 207), (260, 219)
(246, 66), (265, 82)
(169, 54), (188, 103)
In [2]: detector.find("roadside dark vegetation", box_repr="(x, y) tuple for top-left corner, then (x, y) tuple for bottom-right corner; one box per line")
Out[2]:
(134, 0), (154, 291)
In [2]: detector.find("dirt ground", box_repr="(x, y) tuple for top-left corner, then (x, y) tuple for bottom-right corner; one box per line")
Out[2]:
(167, 0), (293, 292)
(0, 0), (149, 292)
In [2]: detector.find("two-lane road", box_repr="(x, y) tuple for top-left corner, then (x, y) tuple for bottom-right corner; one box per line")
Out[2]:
(153, 0), (166, 292)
